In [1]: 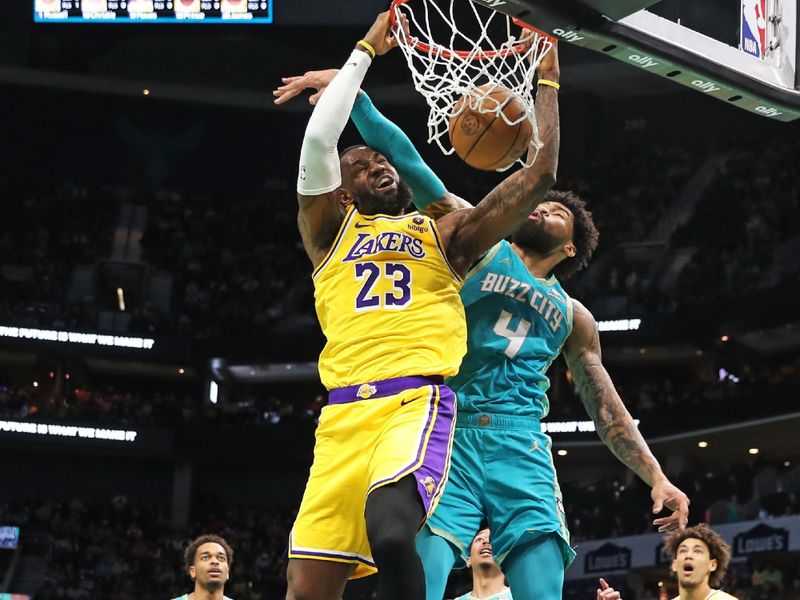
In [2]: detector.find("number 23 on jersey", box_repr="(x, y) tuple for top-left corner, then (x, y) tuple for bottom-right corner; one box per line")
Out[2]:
(354, 261), (413, 311)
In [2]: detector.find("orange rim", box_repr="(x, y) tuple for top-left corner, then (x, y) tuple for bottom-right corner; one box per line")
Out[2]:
(390, 0), (553, 61)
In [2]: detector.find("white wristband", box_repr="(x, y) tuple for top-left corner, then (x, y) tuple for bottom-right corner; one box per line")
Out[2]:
(297, 49), (372, 196)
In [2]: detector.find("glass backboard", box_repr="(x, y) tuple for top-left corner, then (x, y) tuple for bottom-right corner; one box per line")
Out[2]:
(471, 0), (800, 121)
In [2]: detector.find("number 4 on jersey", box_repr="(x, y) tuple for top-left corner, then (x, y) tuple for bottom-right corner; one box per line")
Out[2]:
(493, 310), (531, 358)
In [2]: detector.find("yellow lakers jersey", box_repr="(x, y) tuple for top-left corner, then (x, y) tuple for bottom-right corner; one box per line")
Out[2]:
(313, 206), (467, 390)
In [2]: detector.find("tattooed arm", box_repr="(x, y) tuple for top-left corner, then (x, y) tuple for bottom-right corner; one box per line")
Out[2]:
(435, 45), (560, 276)
(563, 300), (690, 531)
(422, 192), (473, 219)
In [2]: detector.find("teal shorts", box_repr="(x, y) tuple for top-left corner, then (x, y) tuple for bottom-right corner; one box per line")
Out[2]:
(424, 412), (576, 568)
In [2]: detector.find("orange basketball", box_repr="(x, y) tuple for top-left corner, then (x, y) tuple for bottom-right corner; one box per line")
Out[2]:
(448, 84), (532, 171)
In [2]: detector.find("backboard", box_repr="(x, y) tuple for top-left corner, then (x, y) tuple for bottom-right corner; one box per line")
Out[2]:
(471, 0), (800, 121)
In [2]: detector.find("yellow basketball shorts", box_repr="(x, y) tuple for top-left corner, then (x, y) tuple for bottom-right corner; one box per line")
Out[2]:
(288, 375), (457, 579)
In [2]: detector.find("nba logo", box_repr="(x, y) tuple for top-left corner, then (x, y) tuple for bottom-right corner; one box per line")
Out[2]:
(740, 0), (767, 58)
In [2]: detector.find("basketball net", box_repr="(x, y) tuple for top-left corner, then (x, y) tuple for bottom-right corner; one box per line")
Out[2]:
(391, 0), (553, 169)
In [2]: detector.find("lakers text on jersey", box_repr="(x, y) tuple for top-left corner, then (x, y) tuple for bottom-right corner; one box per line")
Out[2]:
(313, 206), (467, 390)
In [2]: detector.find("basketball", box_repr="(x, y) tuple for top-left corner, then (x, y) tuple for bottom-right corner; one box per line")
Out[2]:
(448, 84), (533, 171)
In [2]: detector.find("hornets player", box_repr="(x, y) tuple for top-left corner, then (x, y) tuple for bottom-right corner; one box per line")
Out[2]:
(455, 528), (624, 600)
(664, 524), (738, 600)
(172, 535), (234, 600)
(277, 35), (689, 600)
(456, 528), (512, 600)
(279, 11), (561, 600)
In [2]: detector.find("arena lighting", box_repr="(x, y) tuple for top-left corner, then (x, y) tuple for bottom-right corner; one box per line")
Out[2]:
(116, 287), (126, 311)
(32, 381), (38, 388)
(0, 526), (20, 549)
(698, 441), (709, 448)
(721, 335), (730, 342)
(178, 368), (185, 375)
(0, 419), (138, 442)
(208, 381), (219, 404)
(541, 419), (640, 434)
(596, 318), (642, 332)
(557, 449), (568, 456)
(749, 448), (760, 455)
(0, 325), (155, 350)
(142, 89), (150, 96)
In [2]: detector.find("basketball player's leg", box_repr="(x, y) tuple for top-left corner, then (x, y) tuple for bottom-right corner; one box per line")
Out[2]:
(417, 526), (460, 600)
(416, 424), (484, 600)
(364, 474), (426, 600)
(484, 427), (572, 600)
(286, 559), (354, 600)
(503, 533), (565, 600)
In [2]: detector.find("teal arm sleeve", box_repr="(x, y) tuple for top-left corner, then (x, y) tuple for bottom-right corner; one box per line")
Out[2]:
(351, 91), (446, 210)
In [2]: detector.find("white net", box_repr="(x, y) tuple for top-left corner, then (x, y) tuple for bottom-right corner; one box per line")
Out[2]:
(391, 0), (553, 169)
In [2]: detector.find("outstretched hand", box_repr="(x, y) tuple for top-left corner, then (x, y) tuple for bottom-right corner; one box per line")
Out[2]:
(273, 69), (340, 106)
(272, 10), (409, 106)
(361, 10), (409, 56)
(596, 578), (622, 600)
(536, 38), (560, 81)
(652, 479), (690, 532)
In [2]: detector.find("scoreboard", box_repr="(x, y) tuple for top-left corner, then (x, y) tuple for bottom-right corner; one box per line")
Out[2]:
(33, 0), (273, 23)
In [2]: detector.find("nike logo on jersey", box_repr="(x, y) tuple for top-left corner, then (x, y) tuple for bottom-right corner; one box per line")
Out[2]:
(400, 397), (418, 406)
(345, 61), (358, 68)
(354, 222), (372, 228)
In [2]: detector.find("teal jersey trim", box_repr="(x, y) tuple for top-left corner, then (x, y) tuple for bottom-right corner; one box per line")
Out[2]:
(447, 240), (573, 418)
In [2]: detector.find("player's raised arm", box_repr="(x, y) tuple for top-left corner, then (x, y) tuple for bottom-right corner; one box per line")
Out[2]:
(563, 299), (691, 532)
(293, 11), (398, 268)
(275, 65), (473, 220)
(434, 42), (560, 275)
(350, 90), (473, 217)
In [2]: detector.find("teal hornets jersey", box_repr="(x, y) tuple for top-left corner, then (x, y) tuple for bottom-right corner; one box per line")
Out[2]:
(447, 241), (573, 418)
(456, 587), (513, 600)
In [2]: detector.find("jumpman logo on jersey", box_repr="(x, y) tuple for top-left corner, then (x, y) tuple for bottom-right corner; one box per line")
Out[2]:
(530, 439), (541, 452)
(500, 257), (511, 264)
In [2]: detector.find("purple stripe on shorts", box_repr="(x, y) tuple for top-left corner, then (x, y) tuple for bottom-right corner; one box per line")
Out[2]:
(367, 385), (439, 495)
(413, 385), (456, 515)
(289, 548), (376, 567)
(328, 375), (444, 405)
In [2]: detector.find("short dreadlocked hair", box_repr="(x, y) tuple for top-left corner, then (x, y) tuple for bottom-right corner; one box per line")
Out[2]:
(546, 190), (599, 281)
(184, 534), (234, 572)
(663, 524), (731, 588)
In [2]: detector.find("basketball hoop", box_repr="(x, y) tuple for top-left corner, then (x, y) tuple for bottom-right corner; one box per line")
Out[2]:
(390, 0), (553, 168)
